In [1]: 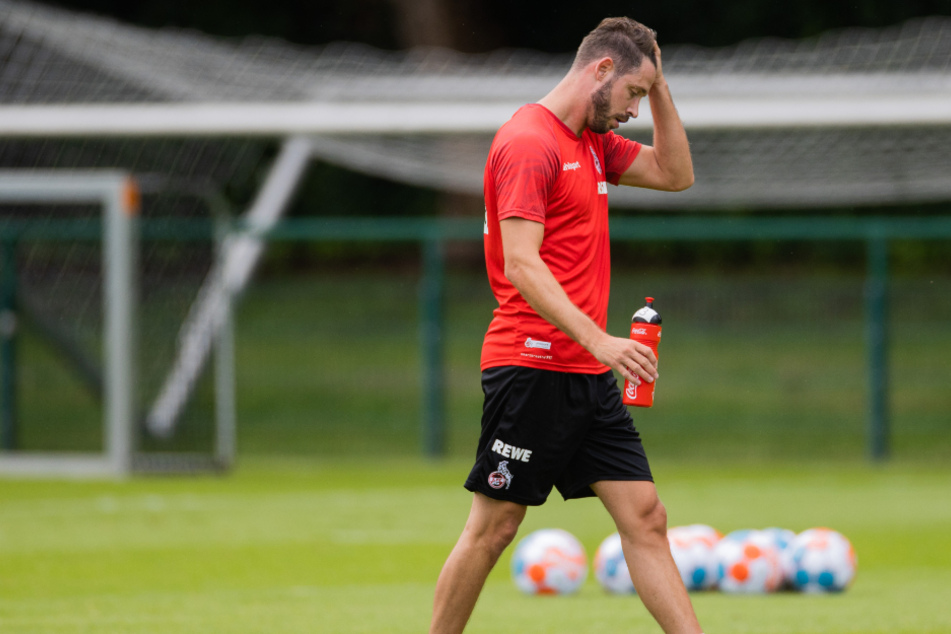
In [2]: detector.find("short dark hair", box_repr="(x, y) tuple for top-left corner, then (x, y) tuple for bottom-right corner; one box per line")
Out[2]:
(572, 17), (657, 76)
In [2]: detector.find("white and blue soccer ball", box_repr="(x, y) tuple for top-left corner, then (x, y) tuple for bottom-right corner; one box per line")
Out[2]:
(786, 527), (857, 593)
(593, 532), (635, 594)
(714, 529), (783, 593)
(511, 528), (588, 595)
(761, 526), (797, 552)
(667, 524), (722, 591)
(760, 526), (798, 587)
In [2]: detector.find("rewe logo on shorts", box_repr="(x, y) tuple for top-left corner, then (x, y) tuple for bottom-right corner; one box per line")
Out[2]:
(492, 439), (532, 462)
(524, 338), (551, 350)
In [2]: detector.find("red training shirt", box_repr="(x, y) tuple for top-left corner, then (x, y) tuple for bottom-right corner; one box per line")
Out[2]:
(481, 104), (642, 373)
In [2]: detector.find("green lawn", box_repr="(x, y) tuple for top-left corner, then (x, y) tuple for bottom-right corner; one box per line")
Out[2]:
(1, 458), (950, 633)
(4, 269), (949, 632)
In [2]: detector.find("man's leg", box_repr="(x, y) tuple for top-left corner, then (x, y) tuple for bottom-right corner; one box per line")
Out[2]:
(429, 492), (527, 634)
(592, 480), (703, 634)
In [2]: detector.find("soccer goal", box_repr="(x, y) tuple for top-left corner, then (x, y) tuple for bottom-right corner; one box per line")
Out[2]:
(0, 170), (235, 477)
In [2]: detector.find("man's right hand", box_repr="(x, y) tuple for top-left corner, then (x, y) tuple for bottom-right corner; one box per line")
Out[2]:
(589, 332), (658, 386)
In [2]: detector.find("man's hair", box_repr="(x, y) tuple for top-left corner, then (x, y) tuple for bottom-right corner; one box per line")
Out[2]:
(572, 17), (657, 76)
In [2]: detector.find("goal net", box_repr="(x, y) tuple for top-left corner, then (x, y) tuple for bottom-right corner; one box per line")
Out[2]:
(1, 0), (949, 471)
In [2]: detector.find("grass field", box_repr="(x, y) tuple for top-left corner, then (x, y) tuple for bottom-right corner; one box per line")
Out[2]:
(1, 458), (950, 633)
(4, 267), (949, 632)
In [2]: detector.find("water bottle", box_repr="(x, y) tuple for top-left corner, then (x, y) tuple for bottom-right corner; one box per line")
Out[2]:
(622, 297), (662, 408)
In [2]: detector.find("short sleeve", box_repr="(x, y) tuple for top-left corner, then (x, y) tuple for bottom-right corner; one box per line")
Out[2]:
(489, 129), (559, 223)
(602, 131), (642, 185)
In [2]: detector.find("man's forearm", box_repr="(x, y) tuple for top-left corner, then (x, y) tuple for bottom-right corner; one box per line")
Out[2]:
(506, 252), (657, 385)
(504, 253), (605, 353)
(500, 218), (657, 385)
(648, 78), (694, 190)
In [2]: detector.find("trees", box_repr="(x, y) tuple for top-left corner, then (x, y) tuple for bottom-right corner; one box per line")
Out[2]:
(49, 0), (950, 49)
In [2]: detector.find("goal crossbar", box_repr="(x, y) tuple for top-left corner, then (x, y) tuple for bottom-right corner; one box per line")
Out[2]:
(1, 86), (950, 137)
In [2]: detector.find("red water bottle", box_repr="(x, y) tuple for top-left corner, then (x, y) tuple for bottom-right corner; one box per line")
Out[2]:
(622, 297), (662, 408)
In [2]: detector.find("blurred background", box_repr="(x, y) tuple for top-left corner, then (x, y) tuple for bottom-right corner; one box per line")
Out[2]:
(1, 0), (950, 474)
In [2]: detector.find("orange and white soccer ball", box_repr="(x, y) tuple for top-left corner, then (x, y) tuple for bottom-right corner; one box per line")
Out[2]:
(667, 524), (722, 591)
(714, 529), (783, 593)
(511, 528), (588, 595)
(787, 527), (857, 593)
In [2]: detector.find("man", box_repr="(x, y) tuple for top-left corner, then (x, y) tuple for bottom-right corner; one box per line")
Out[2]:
(430, 17), (701, 634)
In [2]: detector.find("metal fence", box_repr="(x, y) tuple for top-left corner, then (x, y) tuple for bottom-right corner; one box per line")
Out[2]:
(255, 214), (951, 461)
(1, 213), (949, 463)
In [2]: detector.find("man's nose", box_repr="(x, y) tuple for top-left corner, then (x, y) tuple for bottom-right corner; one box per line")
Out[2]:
(628, 97), (641, 119)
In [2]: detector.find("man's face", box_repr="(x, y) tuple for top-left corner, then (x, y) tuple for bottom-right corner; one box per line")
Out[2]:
(588, 57), (657, 134)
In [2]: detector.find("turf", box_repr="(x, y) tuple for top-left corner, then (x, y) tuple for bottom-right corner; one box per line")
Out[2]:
(1, 458), (950, 633)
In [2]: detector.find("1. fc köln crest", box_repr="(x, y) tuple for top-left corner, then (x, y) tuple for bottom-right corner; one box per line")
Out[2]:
(488, 460), (513, 490)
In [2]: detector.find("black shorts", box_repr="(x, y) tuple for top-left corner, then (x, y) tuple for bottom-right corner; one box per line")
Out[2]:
(464, 366), (653, 506)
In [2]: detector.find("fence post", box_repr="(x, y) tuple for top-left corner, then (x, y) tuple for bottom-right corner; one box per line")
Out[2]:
(419, 237), (446, 457)
(865, 234), (889, 461)
(0, 238), (16, 450)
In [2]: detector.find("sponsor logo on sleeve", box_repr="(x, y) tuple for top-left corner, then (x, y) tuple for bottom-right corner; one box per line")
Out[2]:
(597, 181), (608, 194)
(589, 145), (602, 175)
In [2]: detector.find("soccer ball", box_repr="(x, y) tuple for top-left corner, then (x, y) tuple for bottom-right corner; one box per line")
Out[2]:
(760, 526), (797, 552)
(593, 532), (635, 594)
(511, 528), (588, 595)
(759, 526), (798, 587)
(667, 524), (722, 591)
(714, 529), (783, 593)
(786, 527), (857, 593)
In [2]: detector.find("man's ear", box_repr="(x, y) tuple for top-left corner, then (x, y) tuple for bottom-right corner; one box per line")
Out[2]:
(594, 57), (615, 83)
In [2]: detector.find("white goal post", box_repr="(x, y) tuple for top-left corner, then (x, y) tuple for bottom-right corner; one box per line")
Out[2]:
(146, 136), (311, 438)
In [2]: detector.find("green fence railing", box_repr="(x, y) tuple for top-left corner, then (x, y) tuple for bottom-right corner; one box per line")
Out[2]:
(253, 215), (951, 462)
(4, 214), (951, 460)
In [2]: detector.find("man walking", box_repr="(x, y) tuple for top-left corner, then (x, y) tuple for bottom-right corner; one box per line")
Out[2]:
(430, 17), (701, 634)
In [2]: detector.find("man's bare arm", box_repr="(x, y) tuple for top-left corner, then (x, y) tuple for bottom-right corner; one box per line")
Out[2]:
(619, 43), (694, 192)
(500, 217), (658, 385)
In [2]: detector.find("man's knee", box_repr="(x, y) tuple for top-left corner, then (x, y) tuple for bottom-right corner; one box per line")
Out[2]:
(643, 496), (668, 535)
(620, 492), (668, 542)
(463, 496), (525, 559)
(488, 512), (522, 556)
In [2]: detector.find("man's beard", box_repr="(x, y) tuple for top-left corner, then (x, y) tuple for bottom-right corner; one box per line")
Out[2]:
(589, 80), (616, 134)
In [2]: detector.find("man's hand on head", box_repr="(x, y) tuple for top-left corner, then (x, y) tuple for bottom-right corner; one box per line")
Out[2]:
(650, 42), (666, 90)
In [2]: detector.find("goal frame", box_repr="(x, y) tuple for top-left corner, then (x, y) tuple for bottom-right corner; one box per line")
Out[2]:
(0, 170), (235, 478)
